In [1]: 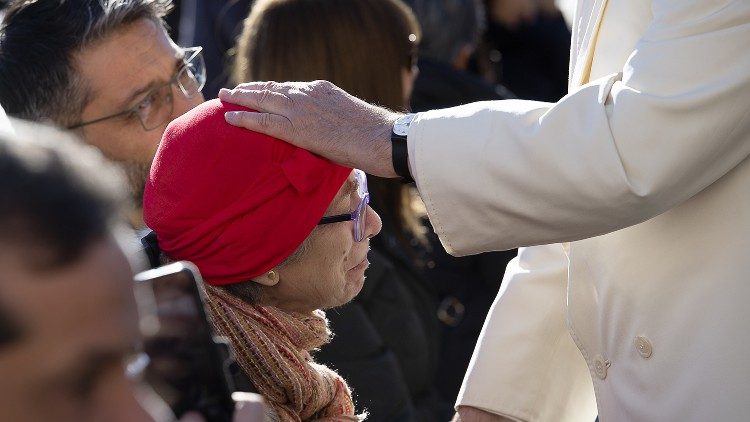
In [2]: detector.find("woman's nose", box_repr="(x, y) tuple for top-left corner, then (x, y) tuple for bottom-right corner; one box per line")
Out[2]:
(364, 205), (382, 239)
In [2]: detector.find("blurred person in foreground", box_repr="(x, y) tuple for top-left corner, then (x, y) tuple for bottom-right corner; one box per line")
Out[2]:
(232, 0), (453, 420)
(0, 109), (264, 422)
(0, 0), (204, 229)
(216, 0), (750, 420)
(143, 99), (382, 421)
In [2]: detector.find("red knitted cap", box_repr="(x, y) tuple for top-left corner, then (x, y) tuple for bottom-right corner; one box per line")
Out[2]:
(143, 99), (352, 285)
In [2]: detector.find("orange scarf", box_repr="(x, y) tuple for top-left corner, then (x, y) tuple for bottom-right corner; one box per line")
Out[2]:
(204, 285), (361, 421)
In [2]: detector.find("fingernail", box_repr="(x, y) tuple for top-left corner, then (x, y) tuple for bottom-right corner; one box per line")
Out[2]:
(225, 111), (240, 123)
(218, 88), (231, 97)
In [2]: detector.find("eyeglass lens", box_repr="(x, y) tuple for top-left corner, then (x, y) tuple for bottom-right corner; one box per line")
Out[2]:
(139, 49), (205, 130)
(353, 170), (368, 242)
(354, 194), (369, 242)
(176, 52), (205, 98)
(140, 85), (174, 130)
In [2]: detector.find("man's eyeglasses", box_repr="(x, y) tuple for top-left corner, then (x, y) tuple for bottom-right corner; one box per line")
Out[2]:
(68, 46), (206, 131)
(318, 169), (370, 242)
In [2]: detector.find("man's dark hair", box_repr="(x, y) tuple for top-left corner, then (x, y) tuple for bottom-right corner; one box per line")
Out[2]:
(0, 120), (128, 346)
(405, 0), (484, 63)
(0, 0), (172, 126)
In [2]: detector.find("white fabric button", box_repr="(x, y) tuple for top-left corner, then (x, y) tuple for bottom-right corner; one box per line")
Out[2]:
(593, 355), (611, 380)
(635, 336), (653, 359)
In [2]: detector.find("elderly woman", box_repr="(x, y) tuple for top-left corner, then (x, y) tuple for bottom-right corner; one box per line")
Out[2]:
(142, 99), (381, 421)
(230, 2), (440, 420)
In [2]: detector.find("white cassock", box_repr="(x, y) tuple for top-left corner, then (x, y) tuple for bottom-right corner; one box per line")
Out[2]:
(407, 0), (750, 420)
(0, 105), (11, 134)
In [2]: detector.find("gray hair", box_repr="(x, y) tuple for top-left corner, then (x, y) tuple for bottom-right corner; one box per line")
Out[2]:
(0, 0), (172, 126)
(404, 0), (485, 63)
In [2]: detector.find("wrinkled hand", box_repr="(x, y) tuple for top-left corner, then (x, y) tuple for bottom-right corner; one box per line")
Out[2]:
(218, 81), (402, 178)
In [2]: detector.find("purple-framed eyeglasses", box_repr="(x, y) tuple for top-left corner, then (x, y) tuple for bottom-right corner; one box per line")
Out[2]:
(318, 169), (369, 242)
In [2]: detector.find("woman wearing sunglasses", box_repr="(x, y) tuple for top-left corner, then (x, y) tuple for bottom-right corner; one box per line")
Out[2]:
(143, 99), (381, 421)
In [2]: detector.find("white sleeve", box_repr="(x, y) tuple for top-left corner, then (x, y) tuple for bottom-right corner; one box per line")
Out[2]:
(456, 244), (596, 421)
(0, 104), (13, 135)
(408, 0), (750, 256)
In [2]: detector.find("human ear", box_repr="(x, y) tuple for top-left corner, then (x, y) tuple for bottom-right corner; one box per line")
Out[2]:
(253, 269), (280, 286)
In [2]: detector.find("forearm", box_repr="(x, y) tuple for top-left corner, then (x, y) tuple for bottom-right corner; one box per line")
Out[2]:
(411, 7), (750, 255)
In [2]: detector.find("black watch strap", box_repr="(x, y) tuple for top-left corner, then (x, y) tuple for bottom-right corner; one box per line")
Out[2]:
(391, 114), (416, 183)
(391, 136), (414, 183)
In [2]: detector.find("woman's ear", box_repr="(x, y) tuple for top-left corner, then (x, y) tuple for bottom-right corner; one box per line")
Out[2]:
(253, 269), (280, 286)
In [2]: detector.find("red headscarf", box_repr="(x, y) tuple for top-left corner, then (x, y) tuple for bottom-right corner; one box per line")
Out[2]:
(143, 99), (352, 285)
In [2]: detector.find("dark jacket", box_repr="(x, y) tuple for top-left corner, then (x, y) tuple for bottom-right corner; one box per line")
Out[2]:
(483, 12), (571, 102)
(411, 223), (516, 401)
(315, 246), (453, 422)
(409, 59), (518, 402)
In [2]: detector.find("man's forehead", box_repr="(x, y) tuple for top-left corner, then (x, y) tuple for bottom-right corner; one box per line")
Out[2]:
(75, 18), (181, 111)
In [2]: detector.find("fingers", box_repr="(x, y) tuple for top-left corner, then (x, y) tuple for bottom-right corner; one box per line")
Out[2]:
(229, 80), (328, 92)
(227, 81), (281, 92)
(224, 110), (292, 141)
(219, 87), (291, 115)
(220, 82), (303, 144)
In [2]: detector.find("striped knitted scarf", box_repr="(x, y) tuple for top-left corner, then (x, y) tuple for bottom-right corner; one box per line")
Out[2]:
(203, 285), (360, 422)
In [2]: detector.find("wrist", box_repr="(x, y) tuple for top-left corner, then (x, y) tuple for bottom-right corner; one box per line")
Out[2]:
(371, 112), (401, 178)
(391, 113), (416, 183)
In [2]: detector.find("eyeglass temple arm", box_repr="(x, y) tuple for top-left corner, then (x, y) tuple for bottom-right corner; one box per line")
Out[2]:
(318, 214), (355, 225)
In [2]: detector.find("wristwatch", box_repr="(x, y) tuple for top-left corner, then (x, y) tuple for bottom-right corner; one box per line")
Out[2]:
(391, 113), (416, 183)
